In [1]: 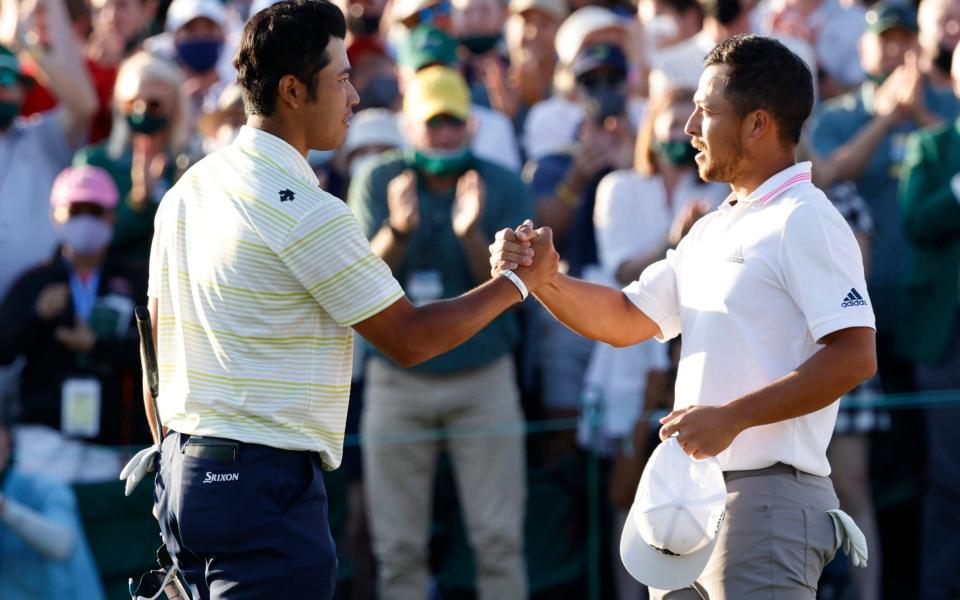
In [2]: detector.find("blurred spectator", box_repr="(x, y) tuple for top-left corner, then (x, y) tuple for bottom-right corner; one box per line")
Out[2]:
(391, 0), (452, 30)
(345, 0), (389, 38)
(0, 166), (145, 452)
(348, 65), (531, 599)
(347, 35), (401, 111)
(87, 0), (156, 66)
(196, 82), (243, 155)
(917, 0), (960, 92)
(142, 0), (228, 133)
(523, 6), (645, 160)
(452, 0), (508, 109)
(808, 2), (959, 394)
(19, 0), (117, 144)
(648, 0), (754, 97)
(524, 42), (635, 427)
(756, 0), (866, 98)
(636, 0), (703, 65)
(398, 24), (521, 169)
(897, 41), (960, 600)
(584, 86), (726, 600)
(503, 0), (567, 127)
(342, 106), (406, 178)
(74, 50), (188, 263)
(0, 421), (105, 599)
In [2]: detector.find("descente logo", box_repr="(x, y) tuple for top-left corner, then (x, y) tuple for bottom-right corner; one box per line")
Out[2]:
(203, 472), (239, 484)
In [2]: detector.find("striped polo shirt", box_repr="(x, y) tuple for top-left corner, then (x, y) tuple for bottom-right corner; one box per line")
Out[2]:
(147, 126), (404, 468)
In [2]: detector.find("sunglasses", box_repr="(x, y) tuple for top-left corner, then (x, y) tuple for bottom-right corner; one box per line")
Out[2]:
(130, 98), (168, 116)
(425, 114), (466, 129)
(576, 71), (627, 90)
(67, 203), (107, 218)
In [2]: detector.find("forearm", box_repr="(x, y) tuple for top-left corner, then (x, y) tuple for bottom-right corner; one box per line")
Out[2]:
(534, 274), (659, 347)
(369, 226), (409, 272)
(818, 115), (895, 187)
(725, 327), (877, 432)
(0, 496), (76, 560)
(458, 228), (494, 284)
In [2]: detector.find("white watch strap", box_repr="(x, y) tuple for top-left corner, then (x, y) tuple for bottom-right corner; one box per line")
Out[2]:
(498, 269), (529, 301)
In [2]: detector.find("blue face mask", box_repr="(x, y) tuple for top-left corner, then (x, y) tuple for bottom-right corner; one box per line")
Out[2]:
(175, 38), (223, 73)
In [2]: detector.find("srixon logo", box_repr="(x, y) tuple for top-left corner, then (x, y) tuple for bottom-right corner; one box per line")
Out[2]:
(203, 472), (239, 484)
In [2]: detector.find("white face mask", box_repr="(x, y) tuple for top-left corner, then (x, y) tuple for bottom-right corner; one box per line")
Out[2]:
(58, 215), (113, 256)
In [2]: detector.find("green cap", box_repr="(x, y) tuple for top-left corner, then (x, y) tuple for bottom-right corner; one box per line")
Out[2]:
(399, 25), (458, 71)
(865, 3), (918, 35)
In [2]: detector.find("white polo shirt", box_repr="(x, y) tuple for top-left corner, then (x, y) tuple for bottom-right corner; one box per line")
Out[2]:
(147, 126), (404, 468)
(623, 162), (875, 476)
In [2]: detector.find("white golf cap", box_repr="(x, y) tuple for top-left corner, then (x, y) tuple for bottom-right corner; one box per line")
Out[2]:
(342, 109), (406, 157)
(554, 6), (626, 66)
(165, 0), (227, 32)
(620, 437), (727, 591)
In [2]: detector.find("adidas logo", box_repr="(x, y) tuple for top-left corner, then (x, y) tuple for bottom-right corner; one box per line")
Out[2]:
(726, 246), (744, 264)
(841, 288), (867, 308)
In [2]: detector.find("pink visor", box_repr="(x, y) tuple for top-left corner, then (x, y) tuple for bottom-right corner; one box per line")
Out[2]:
(50, 166), (120, 210)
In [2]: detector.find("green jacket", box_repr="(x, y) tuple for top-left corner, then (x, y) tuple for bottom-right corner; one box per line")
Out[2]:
(897, 118), (960, 364)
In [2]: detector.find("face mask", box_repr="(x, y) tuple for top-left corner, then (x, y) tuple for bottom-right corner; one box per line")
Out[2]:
(359, 76), (400, 111)
(58, 215), (113, 255)
(459, 34), (501, 55)
(126, 111), (169, 135)
(645, 14), (679, 48)
(714, 0), (743, 25)
(410, 147), (472, 177)
(580, 84), (627, 125)
(175, 38), (223, 73)
(348, 15), (381, 36)
(655, 139), (699, 167)
(933, 43), (954, 75)
(0, 100), (19, 129)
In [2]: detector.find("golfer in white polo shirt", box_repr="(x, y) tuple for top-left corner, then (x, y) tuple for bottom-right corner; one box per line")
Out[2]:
(491, 34), (877, 599)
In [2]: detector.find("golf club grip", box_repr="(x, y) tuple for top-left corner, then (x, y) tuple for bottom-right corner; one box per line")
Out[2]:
(135, 305), (160, 400)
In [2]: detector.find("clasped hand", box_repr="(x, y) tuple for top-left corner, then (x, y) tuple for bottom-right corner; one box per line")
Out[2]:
(488, 219), (560, 294)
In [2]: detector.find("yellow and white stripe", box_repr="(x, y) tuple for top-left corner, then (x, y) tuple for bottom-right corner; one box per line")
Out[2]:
(147, 126), (403, 468)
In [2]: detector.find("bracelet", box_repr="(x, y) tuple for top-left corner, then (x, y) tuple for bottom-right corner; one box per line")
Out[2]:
(498, 268), (528, 301)
(383, 218), (409, 241)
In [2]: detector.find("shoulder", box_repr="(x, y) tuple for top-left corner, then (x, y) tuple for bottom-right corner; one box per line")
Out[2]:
(777, 184), (850, 232)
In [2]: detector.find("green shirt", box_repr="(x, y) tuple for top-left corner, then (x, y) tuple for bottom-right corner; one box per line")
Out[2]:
(349, 151), (534, 374)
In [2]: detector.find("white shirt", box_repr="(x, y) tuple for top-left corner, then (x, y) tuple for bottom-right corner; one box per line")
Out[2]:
(147, 126), (404, 468)
(623, 162), (875, 476)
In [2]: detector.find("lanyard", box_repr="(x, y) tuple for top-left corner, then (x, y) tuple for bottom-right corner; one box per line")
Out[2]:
(68, 270), (100, 323)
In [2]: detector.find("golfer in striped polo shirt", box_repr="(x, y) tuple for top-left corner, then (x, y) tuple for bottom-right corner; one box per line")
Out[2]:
(140, 1), (558, 597)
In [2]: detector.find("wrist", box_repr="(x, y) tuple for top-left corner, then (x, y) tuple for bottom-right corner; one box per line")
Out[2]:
(721, 400), (753, 436)
(497, 268), (528, 301)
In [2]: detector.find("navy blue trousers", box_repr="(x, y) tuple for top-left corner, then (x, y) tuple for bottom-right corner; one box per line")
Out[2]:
(154, 432), (338, 599)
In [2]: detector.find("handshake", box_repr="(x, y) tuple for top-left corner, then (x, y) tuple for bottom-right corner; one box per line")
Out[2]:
(487, 219), (561, 296)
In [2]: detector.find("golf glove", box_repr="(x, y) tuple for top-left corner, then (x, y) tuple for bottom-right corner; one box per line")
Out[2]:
(120, 444), (160, 496)
(826, 509), (868, 568)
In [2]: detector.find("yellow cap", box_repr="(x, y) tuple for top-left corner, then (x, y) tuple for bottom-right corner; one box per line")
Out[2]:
(403, 65), (471, 123)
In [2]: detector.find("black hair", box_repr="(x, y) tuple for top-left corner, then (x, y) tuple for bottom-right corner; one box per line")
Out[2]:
(703, 34), (813, 145)
(234, 0), (347, 116)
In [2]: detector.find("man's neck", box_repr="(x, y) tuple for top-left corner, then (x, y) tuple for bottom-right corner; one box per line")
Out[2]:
(247, 115), (309, 158)
(730, 154), (797, 201)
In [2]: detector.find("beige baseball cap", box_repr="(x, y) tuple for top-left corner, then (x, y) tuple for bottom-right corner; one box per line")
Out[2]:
(509, 0), (568, 23)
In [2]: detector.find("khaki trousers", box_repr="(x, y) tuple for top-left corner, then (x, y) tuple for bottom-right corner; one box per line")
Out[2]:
(650, 466), (840, 600)
(362, 356), (527, 600)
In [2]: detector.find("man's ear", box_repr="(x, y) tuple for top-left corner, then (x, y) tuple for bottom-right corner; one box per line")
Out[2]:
(746, 108), (774, 143)
(276, 75), (304, 110)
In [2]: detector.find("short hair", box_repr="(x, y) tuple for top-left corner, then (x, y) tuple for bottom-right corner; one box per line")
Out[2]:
(703, 34), (813, 145)
(234, 0), (347, 116)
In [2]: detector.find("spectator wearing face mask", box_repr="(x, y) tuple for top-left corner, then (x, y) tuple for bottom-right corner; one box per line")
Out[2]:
(452, 0), (508, 109)
(808, 3), (960, 399)
(522, 6), (645, 160)
(73, 50), (188, 265)
(348, 65), (532, 600)
(524, 42), (636, 432)
(142, 0), (228, 132)
(0, 166), (147, 451)
(398, 24), (521, 170)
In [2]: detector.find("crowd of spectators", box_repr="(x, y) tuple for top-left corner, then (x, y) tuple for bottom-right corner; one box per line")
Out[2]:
(0, 0), (957, 596)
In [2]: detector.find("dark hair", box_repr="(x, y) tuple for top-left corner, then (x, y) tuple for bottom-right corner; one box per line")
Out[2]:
(703, 34), (813, 145)
(698, 0), (742, 25)
(234, 0), (347, 116)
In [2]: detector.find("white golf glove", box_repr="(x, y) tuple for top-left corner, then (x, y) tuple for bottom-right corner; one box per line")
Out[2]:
(826, 509), (868, 568)
(119, 444), (160, 496)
